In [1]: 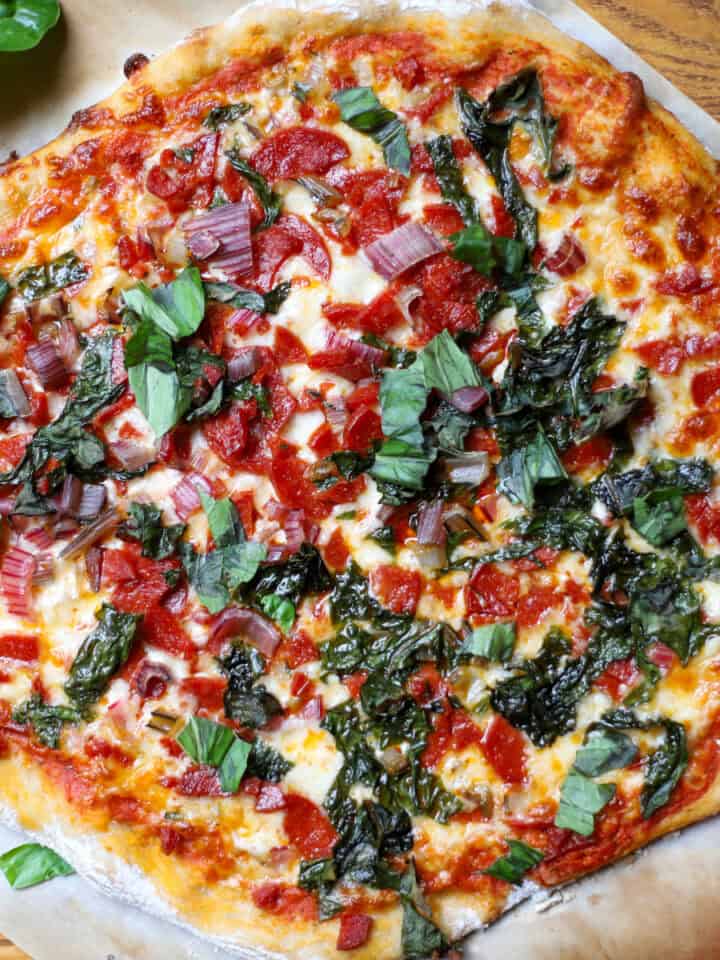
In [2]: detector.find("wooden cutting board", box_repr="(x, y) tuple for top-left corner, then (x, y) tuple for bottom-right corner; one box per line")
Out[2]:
(0, 0), (717, 957)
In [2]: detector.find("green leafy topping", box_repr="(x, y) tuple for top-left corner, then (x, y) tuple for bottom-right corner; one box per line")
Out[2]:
(456, 70), (567, 249)
(219, 643), (283, 729)
(399, 863), (448, 959)
(450, 223), (526, 279)
(554, 769), (615, 836)
(0, 276), (9, 306)
(573, 727), (638, 777)
(245, 737), (293, 782)
(0, 332), (124, 490)
(180, 493), (267, 613)
(64, 604), (140, 712)
(16, 250), (87, 301)
(465, 622), (516, 662)
(260, 593), (296, 633)
(483, 839), (544, 884)
(425, 135), (477, 226)
(333, 86), (411, 175)
(0, 844), (73, 890)
(118, 502), (185, 559)
(203, 102), (251, 129)
(369, 440), (436, 493)
(12, 694), (80, 749)
(226, 149), (282, 229)
(124, 266), (204, 340)
(175, 716), (252, 793)
(238, 542), (332, 611)
(496, 427), (567, 509)
(292, 81), (312, 103)
(204, 279), (291, 315)
(601, 709), (688, 819)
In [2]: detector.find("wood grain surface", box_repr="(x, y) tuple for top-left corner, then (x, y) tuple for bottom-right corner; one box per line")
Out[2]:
(0, 2), (717, 958)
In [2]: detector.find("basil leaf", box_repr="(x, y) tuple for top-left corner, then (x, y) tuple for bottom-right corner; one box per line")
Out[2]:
(223, 541), (268, 591)
(333, 86), (411, 175)
(632, 489), (686, 546)
(630, 573), (700, 664)
(421, 329), (482, 396)
(123, 266), (204, 340)
(218, 736), (253, 792)
(0, 844), (73, 890)
(554, 769), (615, 836)
(176, 716), (236, 766)
(425, 135), (477, 226)
(497, 428), (567, 509)
(226, 149), (282, 229)
(465, 622), (516, 662)
(204, 280), (291, 315)
(574, 728), (637, 777)
(128, 361), (188, 438)
(483, 839), (544, 884)
(379, 359), (427, 447)
(180, 545), (229, 614)
(260, 593), (296, 633)
(199, 491), (244, 549)
(450, 223), (526, 278)
(16, 250), (88, 301)
(369, 440), (435, 491)
(64, 604), (140, 711)
(203, 102), (251, 130)
(12, 694), (80, 749)
(399, 864), (448, 959)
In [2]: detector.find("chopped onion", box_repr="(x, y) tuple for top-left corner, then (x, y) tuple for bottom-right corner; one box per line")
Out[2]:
(185, 200), (253, 277)
(171, 474), (212, 521)
(543, 233), (586, 277)
(59, 507), (119, 560)
(85, 545), (103, 592)
(0, 545), (35, 618)
(445, 453), (490, 486)
(296, 175), (342, 207)
(364, 222), (443, 280)
(56, 317), (80, 368)
(108, 439), (157, 471)
(76, 483), (107, 521)
(132, 660), (172, 700)
(111, 336), (129, 385)
(210, 605), (281, 658)
(381, 745), (408, 774)
(326, 329), (385, 369)
(26, 340), (68, 389)
(0, 370), (30, 418)
(186, 230), (220, 260)
(394, 284), (422, 324)
(59, 474), (83, 517)
(416, 500), (446, 546)
(449, 386), (489, 413)
(0, 497), (15, 516)
(227, 347), (261, 381)
(266, 509), (304, 562)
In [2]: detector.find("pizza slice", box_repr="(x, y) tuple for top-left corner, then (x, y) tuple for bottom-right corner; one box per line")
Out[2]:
(0, 2), (719, 958)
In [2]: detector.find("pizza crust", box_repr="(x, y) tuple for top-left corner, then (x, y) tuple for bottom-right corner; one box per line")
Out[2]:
(1, 0), (720, 957)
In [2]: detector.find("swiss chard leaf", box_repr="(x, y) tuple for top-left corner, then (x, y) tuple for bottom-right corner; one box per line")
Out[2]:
(425, 135), (477, 226)
(12, 694), (80, 749)
(496, 427), (567, 509)
(226, 149), (282, 229)
(16, 250), (88, 301)
(240, 542), (332, 609)
(0, 844), (73, 890)
(483, 839), (544, 884)
(219, 643), (283, 729)
(333, 87), (411, 175)
(118, 502), (185, 559)
(245, 737), (292, 782)
(399, 863), (448, 959)
(450, 223), (526, 279)
(64, 604), (140, 711)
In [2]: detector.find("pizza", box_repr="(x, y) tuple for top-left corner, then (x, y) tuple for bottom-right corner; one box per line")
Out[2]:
(0, 1), (719, 957)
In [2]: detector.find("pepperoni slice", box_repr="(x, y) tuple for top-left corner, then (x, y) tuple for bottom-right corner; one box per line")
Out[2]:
(481, 714), (527, 784)
(369, 565), (423, 616)
(0, 634), (39, 662)
(283, 794), (338, 858)
(337, 913), (373, 951)
(250, 127), (350, 181)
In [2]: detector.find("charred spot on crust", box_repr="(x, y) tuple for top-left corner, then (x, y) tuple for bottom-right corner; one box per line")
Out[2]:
(124, 52), (150, 79)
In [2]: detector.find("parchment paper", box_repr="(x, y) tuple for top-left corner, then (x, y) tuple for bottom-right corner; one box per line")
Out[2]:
(1, 2), (720, 958)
